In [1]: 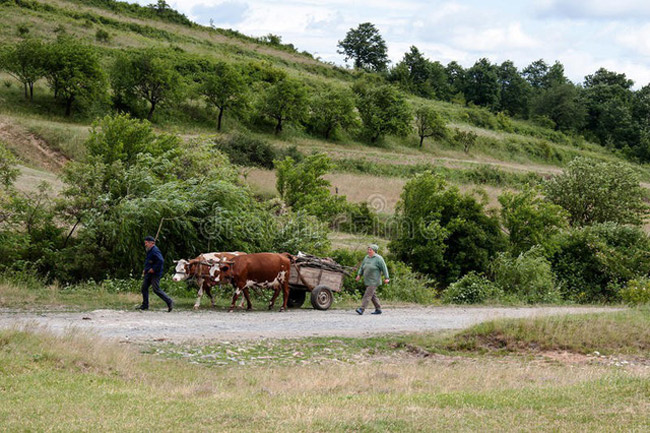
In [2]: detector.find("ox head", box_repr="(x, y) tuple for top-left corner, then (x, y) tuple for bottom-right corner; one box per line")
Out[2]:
(211, 261), (235, 282)
(172, 259), (190, 282)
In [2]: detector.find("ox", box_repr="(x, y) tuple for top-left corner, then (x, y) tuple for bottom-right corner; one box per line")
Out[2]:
(173, 252), (244, 309)
(213, 252), (292, 312)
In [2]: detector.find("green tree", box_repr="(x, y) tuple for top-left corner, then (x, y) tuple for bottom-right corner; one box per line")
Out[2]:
(111, 48), (183, 121)
(337, 22), (389, 72)
(199, 61), (246, 131)
(0, 38), (45, 101)
(275, 153), (345, 221)
(356, 84), (412, 143)
(464, 58), (499, 108)
(389, 172), (506, 285)
(544, 157), (648, 226)
(498, 187), (568, 255)
(445, 61), (466, 100)
(415, 105), (447, 147)
(497, 60), (531, 117)
(43, 37), (106, 116)
(389, 46), (450, 99)
(582, 68), (638, 150)
(307, 86), (357, 139)
(531, 82), (586, 132)
(256, 77), (308, 134)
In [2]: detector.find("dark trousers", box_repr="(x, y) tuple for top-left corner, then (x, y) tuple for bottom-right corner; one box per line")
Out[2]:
(141, 274), (172, 308)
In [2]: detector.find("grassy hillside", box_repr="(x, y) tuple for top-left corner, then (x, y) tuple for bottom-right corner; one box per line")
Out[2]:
(1, 0), (649, 237)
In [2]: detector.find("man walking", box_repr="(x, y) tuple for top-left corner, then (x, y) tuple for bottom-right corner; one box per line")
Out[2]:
(355, 244), (389, 315)
(137, 236), (173, 312)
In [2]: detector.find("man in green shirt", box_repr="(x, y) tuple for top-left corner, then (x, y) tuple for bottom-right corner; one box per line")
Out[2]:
(355, 244), (389, 315)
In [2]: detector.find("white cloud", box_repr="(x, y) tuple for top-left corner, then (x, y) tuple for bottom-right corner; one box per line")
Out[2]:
(617, 24), (650, 57)
(451, 23), (539, 52)
(535, 0), (650, 20)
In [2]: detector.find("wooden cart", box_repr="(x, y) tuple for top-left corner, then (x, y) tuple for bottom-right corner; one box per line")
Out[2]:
(286, 255), (348, 310)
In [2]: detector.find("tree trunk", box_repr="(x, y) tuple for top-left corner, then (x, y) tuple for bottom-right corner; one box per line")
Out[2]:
(29, 82), (34, 102)
(325, 125), (332, 140)
(275, 118), (282, 135)
(23, 82), (28, 99)
(65, 96), (74, 117)
(419, 135), (424, 147)
(217, 107), (224, 131)
(147, 101), (156, 121)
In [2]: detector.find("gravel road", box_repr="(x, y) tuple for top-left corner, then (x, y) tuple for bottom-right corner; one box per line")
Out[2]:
(0, 306), (621, 344)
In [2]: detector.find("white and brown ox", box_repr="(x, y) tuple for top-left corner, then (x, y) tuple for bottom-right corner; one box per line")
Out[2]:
(212, 252), (293, 312)
(173, 252), (245, 309)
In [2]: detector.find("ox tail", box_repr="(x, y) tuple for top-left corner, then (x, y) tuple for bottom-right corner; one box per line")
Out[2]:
(281, 252), (297, 264)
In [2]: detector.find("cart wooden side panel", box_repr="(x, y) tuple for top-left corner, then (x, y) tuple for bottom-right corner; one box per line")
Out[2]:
(289, 264), (344, 292)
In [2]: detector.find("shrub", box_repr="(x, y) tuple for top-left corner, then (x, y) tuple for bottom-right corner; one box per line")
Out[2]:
(548, 223), (650, 302)
(499, 187), (568, 255)
(95, 28), (110, 42)
(214, 132), (276, 169)
(465, 107), (498, 129)
(620, 279), (650, 305)
(381, 261), (436, 304)
(491, 248), (561, 303)
(442, 272), (501, 304)
(544, 157), (648, 226)
(390, 171), (506, 286)
(452, 128), (478, 153)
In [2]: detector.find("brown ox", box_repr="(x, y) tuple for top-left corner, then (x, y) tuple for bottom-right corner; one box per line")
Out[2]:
(173, 252), (244, 309)
(214, 253), (292, 312)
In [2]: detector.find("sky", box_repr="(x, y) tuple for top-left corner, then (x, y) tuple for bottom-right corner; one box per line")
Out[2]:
(132, 0), (650, 88)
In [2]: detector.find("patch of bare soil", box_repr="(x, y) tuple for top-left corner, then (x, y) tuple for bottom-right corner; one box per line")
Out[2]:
(0, 116), (69, 171)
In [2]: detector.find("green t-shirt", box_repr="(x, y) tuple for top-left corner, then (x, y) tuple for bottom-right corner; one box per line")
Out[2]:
(357, 254), (389, 287)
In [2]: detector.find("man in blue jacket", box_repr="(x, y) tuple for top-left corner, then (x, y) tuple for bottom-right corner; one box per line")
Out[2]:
(136, 236), (173, 312)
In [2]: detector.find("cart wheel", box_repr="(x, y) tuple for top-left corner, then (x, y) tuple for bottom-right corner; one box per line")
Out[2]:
(287, 289), (306, 308)
(310, 285), (333, 310)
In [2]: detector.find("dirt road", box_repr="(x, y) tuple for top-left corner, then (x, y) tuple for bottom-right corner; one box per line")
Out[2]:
(0, 306), (621, 344)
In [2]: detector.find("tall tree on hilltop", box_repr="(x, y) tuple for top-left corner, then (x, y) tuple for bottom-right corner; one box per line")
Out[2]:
(497, 60), (531, 117)
(583, 68), (637, 149)
(337, 22), (389, 72)
(464, 58), (499, 108)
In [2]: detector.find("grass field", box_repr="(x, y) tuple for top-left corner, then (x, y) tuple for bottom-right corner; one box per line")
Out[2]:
(1, 310), (648, 432)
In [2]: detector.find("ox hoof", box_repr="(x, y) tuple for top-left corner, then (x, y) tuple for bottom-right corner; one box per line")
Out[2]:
(279, 308), (286, 313)
(228, 309), (234, 313)
(193, 306), (200, 310)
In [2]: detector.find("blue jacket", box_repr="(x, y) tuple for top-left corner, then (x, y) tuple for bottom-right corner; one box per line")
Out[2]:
(144, 245), (164, 278)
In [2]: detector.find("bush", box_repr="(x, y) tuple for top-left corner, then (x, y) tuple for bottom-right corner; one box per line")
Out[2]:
(95, 28), (110, 42)
(214, 132), (277, 169)
(491, 248), (561, 303)
(380, 261), (436, 304)
(548, 223), (650, 302)
(620, 279), (650, 305)
(389, 171), (506, 286)
(544, 157), (648, 226)
(442, 272), (501, 304)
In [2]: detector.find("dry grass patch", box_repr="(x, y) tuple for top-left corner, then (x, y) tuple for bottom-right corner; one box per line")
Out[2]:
(1, 327), (649, 432)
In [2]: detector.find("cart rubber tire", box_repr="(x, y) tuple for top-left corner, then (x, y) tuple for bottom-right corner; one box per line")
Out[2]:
(310, 285), (333, 310)
(287, 289), (306, 308)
